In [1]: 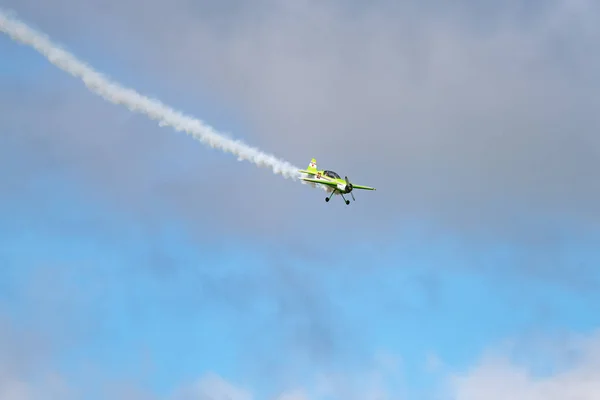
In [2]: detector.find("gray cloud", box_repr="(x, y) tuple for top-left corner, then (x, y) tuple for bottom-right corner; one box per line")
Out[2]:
(1, 0), (599, 242)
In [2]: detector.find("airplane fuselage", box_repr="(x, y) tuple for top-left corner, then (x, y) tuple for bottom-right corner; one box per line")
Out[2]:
(310, 172), (353, 194)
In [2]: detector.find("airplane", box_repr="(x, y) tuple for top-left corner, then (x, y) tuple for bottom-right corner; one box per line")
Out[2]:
(298, 158), (376, 205)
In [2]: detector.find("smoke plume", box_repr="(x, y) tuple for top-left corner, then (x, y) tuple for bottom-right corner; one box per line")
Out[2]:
(0, 9), (302, 179)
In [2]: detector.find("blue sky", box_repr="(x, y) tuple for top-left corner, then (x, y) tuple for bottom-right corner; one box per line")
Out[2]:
(1, 1), (600, 399)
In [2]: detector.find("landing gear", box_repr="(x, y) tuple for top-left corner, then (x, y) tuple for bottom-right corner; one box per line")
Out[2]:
(340, 193), (351, 205)
(325, 189), (336, 202)
(325, 189), (353, 205)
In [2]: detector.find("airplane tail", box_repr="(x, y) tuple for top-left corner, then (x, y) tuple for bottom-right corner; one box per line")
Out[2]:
(298, 158), (318, 175)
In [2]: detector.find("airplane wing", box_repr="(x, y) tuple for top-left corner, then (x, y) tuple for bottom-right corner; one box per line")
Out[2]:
(300, 177), (337, 187)
(301, 177), (375, 191)
(350, 183), (376, 191)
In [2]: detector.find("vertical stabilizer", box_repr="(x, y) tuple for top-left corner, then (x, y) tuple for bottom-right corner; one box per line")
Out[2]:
(298, 158), (318, 176)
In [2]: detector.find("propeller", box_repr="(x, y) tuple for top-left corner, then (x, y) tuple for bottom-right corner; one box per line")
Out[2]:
(344, 176), (353, 192)
(345, 176), (355, 201)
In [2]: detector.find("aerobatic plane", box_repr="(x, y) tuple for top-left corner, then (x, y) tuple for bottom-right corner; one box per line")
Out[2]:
(299, 158), (376, 205)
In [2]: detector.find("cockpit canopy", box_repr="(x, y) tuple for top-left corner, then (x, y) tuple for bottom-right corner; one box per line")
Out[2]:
(323, 170), (341, 179)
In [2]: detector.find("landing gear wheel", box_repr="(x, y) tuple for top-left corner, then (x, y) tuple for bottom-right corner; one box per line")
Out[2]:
(325, 197), (330, 202)
(345, 200), (350, 205)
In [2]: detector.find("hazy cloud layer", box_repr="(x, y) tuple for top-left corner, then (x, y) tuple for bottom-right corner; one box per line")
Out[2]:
(0, 311), (404, 400)
(1, 0), (599, 242)
(3, 306), (598, 400)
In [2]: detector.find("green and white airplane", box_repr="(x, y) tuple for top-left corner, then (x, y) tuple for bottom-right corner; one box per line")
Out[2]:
(299, 158), (376, 205)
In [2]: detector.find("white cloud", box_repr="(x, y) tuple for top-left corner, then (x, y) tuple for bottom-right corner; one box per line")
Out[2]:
(275, 389), (310, 400)
(448, 329), (600, 400)
(164, 331), (600, 400)
(0, 324), (74, 400)
(170, 373), (253, 400)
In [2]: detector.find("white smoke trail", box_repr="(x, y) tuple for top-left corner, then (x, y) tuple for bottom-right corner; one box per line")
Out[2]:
(0, 9), (305, 180)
